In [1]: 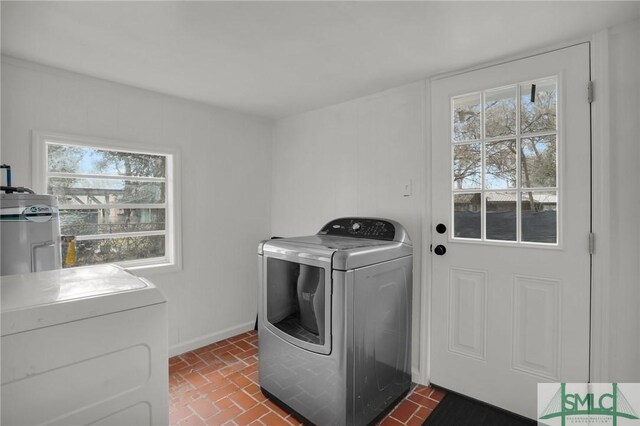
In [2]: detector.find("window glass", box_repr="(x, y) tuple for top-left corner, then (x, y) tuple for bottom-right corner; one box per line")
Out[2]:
(485, 86), (516, 138)
(485, 140), (517, 189)
(486, 192), (517, 241)
(521, 191), (557, 243)
(59, 209), (165, 236)
(453, 94), (481, 142)
(48, 178), (166, 205)
(451, 78), (558, 245)
(453, 193), (481, 239)
(45, 142), (171, 267)
(521, 136), (557, 188)
(520, 79), (557, 134)
(453, 143), (482, 189)
(266, 258), (325, 345)
(74, 235), (165, 266)
(48, 144), (166, 177)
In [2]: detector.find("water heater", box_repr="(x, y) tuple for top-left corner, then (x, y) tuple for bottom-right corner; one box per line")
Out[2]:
(1, 193), (62, 276)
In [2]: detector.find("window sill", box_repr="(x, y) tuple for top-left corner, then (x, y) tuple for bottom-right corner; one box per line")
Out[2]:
(66, 257), (182, 277)
(62, 260), (180, 278)
(125, 261), (181, 277)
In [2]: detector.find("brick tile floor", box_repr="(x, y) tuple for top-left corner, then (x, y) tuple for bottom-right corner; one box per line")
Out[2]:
(169, 331), (444, 425)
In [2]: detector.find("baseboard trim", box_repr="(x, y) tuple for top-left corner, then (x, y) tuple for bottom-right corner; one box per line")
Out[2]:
(169, 320), (255, 357)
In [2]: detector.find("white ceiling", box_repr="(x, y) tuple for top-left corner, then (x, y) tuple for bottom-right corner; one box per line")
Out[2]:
(2, 1), (639, 119)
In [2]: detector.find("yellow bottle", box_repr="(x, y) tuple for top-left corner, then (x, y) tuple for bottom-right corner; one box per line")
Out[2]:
(65, 238), (76, 267)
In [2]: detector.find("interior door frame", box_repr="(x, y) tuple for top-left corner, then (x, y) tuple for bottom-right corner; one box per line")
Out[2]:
(418, 31), (612, 386)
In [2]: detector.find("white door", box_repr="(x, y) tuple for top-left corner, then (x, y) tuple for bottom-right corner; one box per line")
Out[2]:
(430, 43), (591, 419)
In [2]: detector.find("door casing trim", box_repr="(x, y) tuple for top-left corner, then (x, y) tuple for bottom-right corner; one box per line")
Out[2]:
(589, 29), (611, 383)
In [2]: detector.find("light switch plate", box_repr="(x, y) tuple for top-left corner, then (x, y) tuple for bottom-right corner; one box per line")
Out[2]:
(402, 180), (412, 197)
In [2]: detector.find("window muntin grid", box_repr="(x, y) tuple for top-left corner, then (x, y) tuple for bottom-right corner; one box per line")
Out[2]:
(451, 77), (558, 245)
(44, 141), (172, 267)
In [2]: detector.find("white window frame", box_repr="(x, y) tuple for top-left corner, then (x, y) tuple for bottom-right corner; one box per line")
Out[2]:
(32, 131), (182, 274)
(449, 76), (560, 247)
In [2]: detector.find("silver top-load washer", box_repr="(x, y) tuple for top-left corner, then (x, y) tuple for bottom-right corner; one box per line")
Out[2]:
(258, 217), (412, 425)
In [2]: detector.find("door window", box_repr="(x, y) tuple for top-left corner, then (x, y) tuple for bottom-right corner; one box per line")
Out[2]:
(451, 77), (558, 244)
(266, 258), (326, 345)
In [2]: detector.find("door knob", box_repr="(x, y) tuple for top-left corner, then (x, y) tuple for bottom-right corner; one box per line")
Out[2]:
(436, 224), (447, 234)
(434, 245), (447, 256)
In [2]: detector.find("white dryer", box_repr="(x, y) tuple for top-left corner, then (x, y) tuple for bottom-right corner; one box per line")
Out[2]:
(1, 265), (169, 426)
(258, 218), (413, 425)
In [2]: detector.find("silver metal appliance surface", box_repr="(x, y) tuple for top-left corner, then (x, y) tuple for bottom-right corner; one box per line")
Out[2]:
(258, 217), (412, 425)
(1, 194), (61, 276)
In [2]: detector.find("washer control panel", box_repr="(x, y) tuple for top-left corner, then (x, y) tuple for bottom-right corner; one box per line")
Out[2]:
(318, 218), (395, 241)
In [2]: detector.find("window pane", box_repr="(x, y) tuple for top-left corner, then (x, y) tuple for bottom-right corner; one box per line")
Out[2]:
(266, 258), (325, 345)
(485, 86), (516, 138)
(59, 209), (165, 236)
(49, 178), (165, 205)
(521, 136), (557, 188)
(520, 79), (556, 134)
(453, 143), (481, 190)
(453, 193), (481, 239)
(485, 140), (517, 189)
(68, 235), (165, 267)
(47, 144), (166, 177)
(453, 94), (481, 142)
(486, 192), (517, 241)
(521, 191), (557, 243)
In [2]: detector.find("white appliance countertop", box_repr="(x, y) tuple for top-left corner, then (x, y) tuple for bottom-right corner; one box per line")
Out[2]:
(1, 265), (166, 336)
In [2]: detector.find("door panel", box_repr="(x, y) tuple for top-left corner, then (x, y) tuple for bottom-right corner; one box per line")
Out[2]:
(430, 43), (590, 419)
(512, 275), (561, 379)
(448, 268), (486, 360)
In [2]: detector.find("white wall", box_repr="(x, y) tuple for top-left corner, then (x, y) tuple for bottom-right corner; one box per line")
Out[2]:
(1, 57), (273, 355)
(3, 19), (637, 381)
(272, 21), (640, 383)
(272, 82), (426, 374)
(606, 20), (640, 382)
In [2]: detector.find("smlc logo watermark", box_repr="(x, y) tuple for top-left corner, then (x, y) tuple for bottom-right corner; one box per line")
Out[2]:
(538, 383), (640, 425)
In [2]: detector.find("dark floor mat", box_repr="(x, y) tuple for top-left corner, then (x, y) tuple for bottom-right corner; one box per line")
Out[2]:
(423, 391), (536, 426)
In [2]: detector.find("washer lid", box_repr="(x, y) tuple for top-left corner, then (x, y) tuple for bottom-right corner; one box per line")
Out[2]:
(1, 265), (166, 336)
(260, 235), (412, 270)
(273, 235), (388, 250)
(259, 218), (412, 270)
